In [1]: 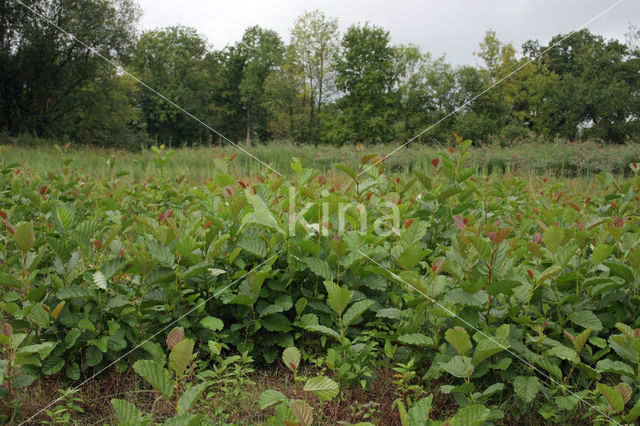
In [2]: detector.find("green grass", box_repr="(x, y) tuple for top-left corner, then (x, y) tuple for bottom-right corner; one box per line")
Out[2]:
(2, 139), (639, 182)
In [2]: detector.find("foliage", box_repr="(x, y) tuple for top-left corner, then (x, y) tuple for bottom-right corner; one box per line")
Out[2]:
(1, 139), (640, 423)
(0, 0), (141, 146)
(336, 23), (398, 143)
(111, 327), (210, 425)
(132, 25), (211, 146)
(3, 5), (639, 145)
(41, 388), (84, 425)
(258, 346), (339, 425)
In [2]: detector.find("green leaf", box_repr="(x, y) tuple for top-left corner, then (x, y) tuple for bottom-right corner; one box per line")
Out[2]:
(29, 304), (50, 329)
(543, 226), (564, 253)
(290, 400), (313, 426)
(0, 271), (23, 289)
(545, 345), (577, 361)
(452, 404), (491, 426)
(592, 244), (613, 266)
(101, 258), (129, 281)
(241, 209), (282, 233)
(147, 240), (175, 266)
(200, 316), (224, 332)
(259, 389), (288, 409)
(603, 260), (635, 282)
(262, 314), (292, 332)
(42, 356), (64, 375)
(596, 382), (625, 413)
(304, 324), (341, 341)
(177, 382), (210, 415)
(133, 360), (174, 399)
(513, 376), (540, 403)
(570, 310), (603, 332)
(596, 359), (635, 377)
(487, 280), (521, 297)
(14, 222), (34, 253)
(295, 297), (307, 316)
(445, 327), (472, 356)
(66, 362), (80, 380)
(163, 413), (207, 426)
(335, 164), (357, 182)
(396, 399), (409, 426)
(408, 395), (433, 423)
(54, 206), (74, 233)
(86, 345), (103, 367)
(142, 341), (167, 364)
(440, 356), (474, 378)
(13, 374), (35, 388)
(18, 341), (57, 358)
(471, 337), (508, 366)
(572, 328), (592, 353)
(169, 338), (194, 379)
(398, 333), (434, 347)
(303, 257), (334, 281)
(376, 307), (402, 319)
(342, 299), (374, 328)
(89, 335), (109, 352)
(537, 265), (561, 284)
(56, 285), (94, 300)
(282, 347), (301, 373)
(92, 271), (107, 290)
(238, 237), (267, 258)
(468, 235), (491, 262)
(303, 376), (339, 401)
(324, 281), (351, 317)
(111, 399), (150, 426)
(397, 245), (425, 270)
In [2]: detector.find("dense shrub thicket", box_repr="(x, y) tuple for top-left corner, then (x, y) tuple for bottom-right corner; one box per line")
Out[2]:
(1, 142), (640, 424)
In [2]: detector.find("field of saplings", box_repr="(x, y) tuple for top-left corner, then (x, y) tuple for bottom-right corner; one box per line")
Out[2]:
(1, 141), (640, 425)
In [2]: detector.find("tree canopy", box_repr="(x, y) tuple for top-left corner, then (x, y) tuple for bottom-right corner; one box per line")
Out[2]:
(1, 2), (639, 147)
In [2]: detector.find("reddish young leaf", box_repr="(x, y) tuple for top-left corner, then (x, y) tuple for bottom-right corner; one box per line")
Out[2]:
(166, 327), (185, 350)
(1, 219), (15, 234)
(454, 215), (465, 230)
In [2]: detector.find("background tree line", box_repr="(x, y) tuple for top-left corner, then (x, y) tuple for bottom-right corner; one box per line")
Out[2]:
(1, 0), (639, 148)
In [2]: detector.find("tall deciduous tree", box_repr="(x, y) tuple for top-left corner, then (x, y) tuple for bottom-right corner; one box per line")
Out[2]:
(474, 29), (517, 129)
(132, 25), (210, 146)
(336, 23), (397, 143)
(0, 0), (140, 144)
(288, 10), (339, 143)
(540, 29), (639, 142)
(237, 26), (284, 142)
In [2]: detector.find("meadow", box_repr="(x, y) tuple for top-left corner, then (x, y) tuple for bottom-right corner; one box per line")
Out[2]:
(0, 140), (639, 425)
(2, 138), (640, 180)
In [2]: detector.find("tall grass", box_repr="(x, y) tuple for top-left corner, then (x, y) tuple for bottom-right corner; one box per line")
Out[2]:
(1, 139), (638, 182)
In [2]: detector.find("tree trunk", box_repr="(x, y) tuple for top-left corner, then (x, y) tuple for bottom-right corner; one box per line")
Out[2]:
(246, 100), (252, 143)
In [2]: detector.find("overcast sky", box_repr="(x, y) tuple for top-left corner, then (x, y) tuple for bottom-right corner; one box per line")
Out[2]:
(137, 0), (638, 65)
